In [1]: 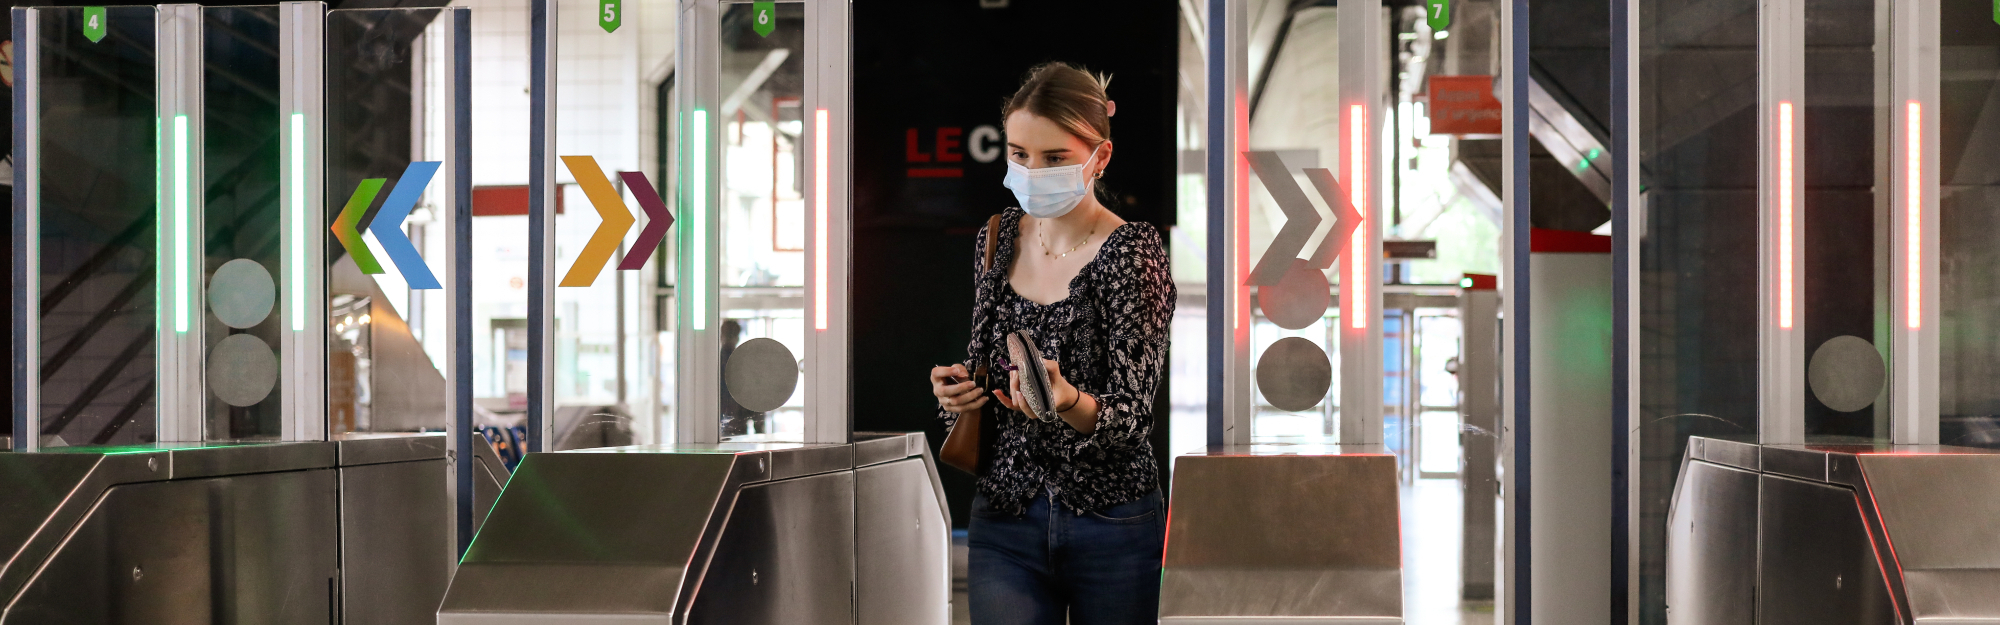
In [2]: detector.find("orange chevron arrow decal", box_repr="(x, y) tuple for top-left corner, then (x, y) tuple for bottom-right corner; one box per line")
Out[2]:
(558, 155), (637, 287)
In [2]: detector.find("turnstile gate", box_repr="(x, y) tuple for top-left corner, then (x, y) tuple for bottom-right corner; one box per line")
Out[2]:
(1668, 437), (2000, 624)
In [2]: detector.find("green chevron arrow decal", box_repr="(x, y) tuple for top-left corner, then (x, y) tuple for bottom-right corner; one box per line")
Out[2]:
(332, 178), (387, 274)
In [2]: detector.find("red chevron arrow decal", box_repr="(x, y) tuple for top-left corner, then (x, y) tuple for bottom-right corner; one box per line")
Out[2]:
(616, 171), (673, 270)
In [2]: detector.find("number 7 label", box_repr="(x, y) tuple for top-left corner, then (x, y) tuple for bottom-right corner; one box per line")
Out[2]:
(1427, 0), (1449, 31)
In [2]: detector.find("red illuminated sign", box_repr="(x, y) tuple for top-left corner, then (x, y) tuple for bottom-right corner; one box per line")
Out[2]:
(905, 125), (1003, 178)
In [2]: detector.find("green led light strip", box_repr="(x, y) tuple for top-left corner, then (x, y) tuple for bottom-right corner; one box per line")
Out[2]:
(691, 109), (707, 332)
(174, 115), (190, 333)
(290, 113), (306, 331)
(156, 117), (165, 328)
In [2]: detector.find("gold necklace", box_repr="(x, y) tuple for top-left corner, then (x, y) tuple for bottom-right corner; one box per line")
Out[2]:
(1039, 212), (1099, 259)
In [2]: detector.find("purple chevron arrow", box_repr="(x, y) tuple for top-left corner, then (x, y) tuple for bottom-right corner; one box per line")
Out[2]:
(616, 171), (674, 271)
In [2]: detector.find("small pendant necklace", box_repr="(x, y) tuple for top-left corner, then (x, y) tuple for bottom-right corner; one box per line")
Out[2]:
(1039, 212), (1100, 260)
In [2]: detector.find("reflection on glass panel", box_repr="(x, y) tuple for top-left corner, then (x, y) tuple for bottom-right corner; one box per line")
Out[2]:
(1801, 0), (1887, 442)
(35, 7), (159, 446)
(1637, 0), (1760, 622)
(325, 8), (446, 435)
(203, 6), (284, 440)
(1940, 5), (2000, 449)
(717, 1), (806, 442)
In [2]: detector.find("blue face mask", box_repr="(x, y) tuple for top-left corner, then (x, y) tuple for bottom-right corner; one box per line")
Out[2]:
(1002, 143), (1103, 219)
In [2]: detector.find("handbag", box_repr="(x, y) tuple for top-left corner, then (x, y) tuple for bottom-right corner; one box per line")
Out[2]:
(940, 214), (1006, 475)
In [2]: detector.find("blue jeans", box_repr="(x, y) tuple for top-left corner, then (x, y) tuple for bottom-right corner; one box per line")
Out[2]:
(967, 489), (1164, 625)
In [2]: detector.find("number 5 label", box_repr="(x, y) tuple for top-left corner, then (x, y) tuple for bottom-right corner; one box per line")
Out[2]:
(1426, 0), (1449, 31)
(599, 0), (620, 33)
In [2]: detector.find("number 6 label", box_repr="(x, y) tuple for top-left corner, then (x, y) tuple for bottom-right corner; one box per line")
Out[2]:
(753, 1), (775, 37)
(599, 0), (620, 33)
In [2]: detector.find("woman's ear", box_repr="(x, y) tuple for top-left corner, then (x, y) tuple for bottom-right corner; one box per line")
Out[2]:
(1094, 140), (1114, 177)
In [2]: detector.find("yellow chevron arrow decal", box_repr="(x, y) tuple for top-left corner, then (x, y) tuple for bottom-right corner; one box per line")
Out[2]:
(558, 155), (637, 287)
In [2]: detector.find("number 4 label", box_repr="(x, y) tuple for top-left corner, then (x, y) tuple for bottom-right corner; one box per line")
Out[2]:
(599, 0), (620, 33)
(83, 7), (107, 43)
(1427, 0), (1450, 31)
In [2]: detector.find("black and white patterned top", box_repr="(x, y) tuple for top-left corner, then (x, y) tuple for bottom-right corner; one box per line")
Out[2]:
(939, 208), (1176, 516)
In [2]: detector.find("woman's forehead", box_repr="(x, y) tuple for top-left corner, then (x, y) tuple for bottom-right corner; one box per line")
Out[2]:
(1004, 112), (1086, 148)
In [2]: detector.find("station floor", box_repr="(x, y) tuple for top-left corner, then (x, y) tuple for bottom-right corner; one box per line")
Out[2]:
(946, 477), (1492, 624)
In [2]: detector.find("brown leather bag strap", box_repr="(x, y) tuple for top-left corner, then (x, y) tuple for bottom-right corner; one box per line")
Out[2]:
(981, 213), (1003, 273)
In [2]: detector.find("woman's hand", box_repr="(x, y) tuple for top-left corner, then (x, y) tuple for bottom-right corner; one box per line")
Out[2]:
(995, 359), (1097, 434)
(992, 359), (1080, 416)
(931, 364), (990, 415)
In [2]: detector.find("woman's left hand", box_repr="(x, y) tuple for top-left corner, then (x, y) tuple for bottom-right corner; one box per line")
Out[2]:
(992, 358), (1079, 416)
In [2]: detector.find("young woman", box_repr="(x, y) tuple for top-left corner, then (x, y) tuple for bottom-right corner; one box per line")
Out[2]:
(928, 62), (1176, 625)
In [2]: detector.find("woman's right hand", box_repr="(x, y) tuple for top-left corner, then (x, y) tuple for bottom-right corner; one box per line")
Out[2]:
(931, 364), (990, 415)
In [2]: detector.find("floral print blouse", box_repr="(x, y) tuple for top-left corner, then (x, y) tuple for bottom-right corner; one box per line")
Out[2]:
(939, 208), (1176, 516)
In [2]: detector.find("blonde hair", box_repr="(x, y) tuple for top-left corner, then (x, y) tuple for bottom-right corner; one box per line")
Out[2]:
(1002, 62), (1113, 146)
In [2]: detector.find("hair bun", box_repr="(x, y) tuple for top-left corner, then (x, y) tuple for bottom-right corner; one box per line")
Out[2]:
(1105, 100), (1117, 118)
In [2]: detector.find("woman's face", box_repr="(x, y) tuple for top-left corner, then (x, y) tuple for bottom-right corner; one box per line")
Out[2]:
(1004, 110), (1111, 174)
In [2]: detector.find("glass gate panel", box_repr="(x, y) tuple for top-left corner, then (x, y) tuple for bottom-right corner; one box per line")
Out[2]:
(1939, 4), (2000, 449)
(548, 0), (671, 449)
(324, 7), (450, 435)
(32, 6), (160, 447)
(1636, 0), (1761, 620)
(1800, 0), (1890, 442)
(1243, 5), (1343, 442)
(713, 0), (806, 442)
(203, 5), (284, 440)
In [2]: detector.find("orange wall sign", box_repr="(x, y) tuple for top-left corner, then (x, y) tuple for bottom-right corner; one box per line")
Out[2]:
(1428, 75), (1501, 135)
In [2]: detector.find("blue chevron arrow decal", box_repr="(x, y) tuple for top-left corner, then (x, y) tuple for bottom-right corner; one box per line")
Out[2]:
(369, 161), (442, 290)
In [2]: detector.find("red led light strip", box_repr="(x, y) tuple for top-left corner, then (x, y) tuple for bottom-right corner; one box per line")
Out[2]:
(814, 108), (829, 331)
(1350, 104), (1368, 330)
(1906, 101), (1921, 329)
(1779, 102), (1795, 330)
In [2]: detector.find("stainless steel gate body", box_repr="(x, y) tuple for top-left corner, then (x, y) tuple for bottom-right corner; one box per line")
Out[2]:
(0, 436), (507, 623)
(437, 432), (949, 625)
(1667, 437), (2000, 625)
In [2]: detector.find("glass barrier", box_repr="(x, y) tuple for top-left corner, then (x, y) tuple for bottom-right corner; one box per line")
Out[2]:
(1940, 5), (2000, 449)
(1637, 0), (1760, 621)
(549, 0), (670, 449)
(1801, 0), (1889, 442)
(712, 0), (807, 442)
(324, 7), (449, 435)
(202, 5), (283, 440)
(34, 6), (159, 447)
(1243, 5), (1341, 443)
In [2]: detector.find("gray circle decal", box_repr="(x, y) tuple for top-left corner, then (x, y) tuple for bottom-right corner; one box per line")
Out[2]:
(1809, 335), (1885, 413)
(208, 259), (276, 329)
(1256, 337), (1332, 412)
(725, 338), (800, 413)
(209, 334), (279, 407)
(1259, 259), (1331, 330)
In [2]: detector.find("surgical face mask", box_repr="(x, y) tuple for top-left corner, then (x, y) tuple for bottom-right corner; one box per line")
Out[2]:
(1002, 143), (1103, 219)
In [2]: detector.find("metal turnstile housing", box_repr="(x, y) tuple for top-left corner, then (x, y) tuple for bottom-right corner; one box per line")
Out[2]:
(0, 435), (509, 623)
(1668, 436), (2000, 625)
(436, 432), (950, 625)
(1160, 445), (1403, 624)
